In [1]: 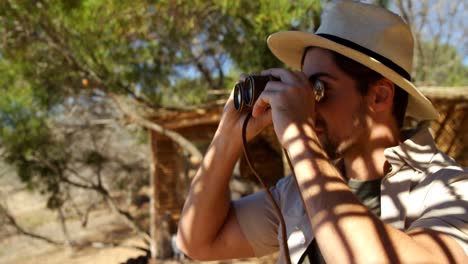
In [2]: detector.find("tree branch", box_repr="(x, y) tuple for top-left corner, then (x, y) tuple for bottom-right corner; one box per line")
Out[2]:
(103, 194), (151, 245)
(0, 205), (63, 245)
(109, 94), (203, 166)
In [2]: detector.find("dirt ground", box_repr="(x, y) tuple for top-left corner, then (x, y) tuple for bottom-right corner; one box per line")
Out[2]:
(0, 169), (141, 264)
(0, 210), (146, 264)
(0, 165), (276, 264)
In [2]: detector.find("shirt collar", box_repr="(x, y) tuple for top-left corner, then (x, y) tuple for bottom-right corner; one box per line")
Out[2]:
(384, 128), (439, 174)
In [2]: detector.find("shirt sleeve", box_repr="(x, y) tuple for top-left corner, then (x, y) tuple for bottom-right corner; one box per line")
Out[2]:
(233, 176), (295, 257)
(408, 168), (468, 254)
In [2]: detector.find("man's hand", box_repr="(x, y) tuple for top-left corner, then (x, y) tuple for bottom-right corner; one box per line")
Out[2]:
(252, 69), (318, 147)
(217, 73), (274, 144)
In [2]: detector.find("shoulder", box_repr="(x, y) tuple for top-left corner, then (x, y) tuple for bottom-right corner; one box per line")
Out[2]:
(407, 166), (468, 255)
(419, 166), (468, 198)
(420, 164), (468, 187)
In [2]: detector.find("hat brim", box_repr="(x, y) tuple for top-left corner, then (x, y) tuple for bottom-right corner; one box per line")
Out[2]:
(267, 31), (439, 121)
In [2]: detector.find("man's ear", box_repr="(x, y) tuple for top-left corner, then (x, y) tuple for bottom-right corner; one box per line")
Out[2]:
(368, 78), (394, 113)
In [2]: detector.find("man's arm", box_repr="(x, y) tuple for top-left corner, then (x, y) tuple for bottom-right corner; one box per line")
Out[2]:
(176, 87), (273, 260)
(287, 131), (467, 263)
(176, 133), (255, 260)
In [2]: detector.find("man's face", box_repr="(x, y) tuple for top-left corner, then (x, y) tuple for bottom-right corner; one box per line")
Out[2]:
(302, 48), (370, 159)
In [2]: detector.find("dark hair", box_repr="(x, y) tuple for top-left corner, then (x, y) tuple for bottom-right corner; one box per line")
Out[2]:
(302, 47), (409, 128)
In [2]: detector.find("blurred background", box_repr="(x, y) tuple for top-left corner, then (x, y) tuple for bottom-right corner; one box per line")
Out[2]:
(0, 0), (466, 263)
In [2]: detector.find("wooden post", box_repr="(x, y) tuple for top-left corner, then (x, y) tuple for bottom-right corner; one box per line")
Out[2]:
(149, 131), (175, 260)
(149, 131), (159, 260)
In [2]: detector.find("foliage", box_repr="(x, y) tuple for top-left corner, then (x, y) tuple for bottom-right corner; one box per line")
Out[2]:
(1, 0), (322, 108)
(218, 0), (321, 71)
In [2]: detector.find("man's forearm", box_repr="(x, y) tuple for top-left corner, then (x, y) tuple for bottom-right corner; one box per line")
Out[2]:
(288, 135), (466, 263)
(177, 133), (241, 255)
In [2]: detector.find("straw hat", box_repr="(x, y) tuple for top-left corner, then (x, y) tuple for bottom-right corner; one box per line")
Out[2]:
(267, 1), (439, 120)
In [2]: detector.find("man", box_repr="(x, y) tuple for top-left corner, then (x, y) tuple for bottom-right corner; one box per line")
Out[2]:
(176, 1), (468, 263)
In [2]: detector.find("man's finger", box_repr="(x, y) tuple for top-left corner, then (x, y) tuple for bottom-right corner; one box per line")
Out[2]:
(251, 90), (274, 118)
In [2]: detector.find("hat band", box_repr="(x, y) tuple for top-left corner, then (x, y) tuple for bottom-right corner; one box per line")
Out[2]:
(317, 33), (411, 81)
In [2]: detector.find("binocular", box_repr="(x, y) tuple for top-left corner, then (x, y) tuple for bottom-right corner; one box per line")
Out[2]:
(233, 75), (325, 111)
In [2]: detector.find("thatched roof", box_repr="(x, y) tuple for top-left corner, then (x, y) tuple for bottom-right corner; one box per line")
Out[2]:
(423, 87), (468, 166)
